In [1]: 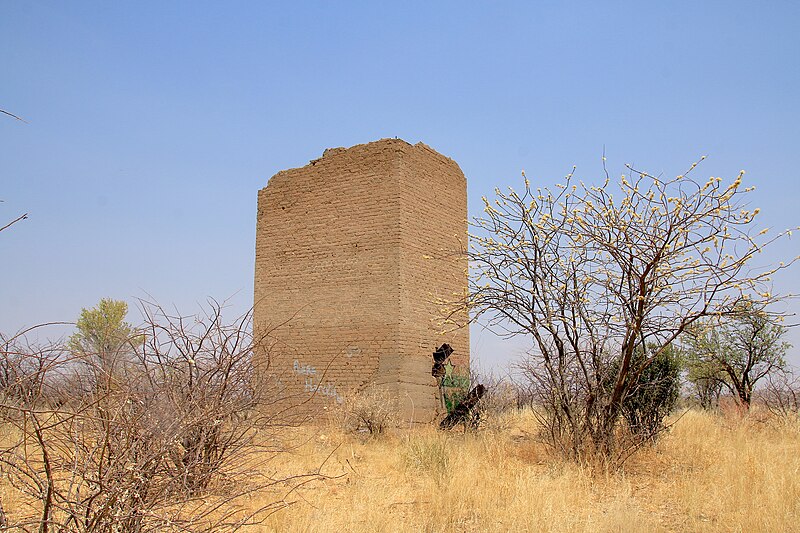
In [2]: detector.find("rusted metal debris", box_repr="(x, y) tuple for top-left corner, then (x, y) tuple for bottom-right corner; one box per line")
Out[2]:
(432, 343), (455, 411)
(439, 384), (486, 430)
(431, 343), (454, 379)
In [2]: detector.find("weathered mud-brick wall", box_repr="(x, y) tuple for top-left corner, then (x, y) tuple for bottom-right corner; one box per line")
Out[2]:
(254, 138), (469, 422)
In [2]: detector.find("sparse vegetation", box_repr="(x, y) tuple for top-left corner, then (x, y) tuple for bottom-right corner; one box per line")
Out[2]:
(336, 384), (397, 436)
(685, 302), (790, 409)
(402, 433), (451, 485)
(460, 161), (795, 463)
(4, 395), (800, 531)
(761, 371), (800, 419)
(3, 162), (798, 531)
(0, 299), (319, 532)
(243, 406), (799, 532)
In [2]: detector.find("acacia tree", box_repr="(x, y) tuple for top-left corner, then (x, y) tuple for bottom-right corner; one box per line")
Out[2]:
(685, 302), (789, 409)
(464, 159), (795, 461)
(68, 298), (140, 391)
(685, 358), (725, 409)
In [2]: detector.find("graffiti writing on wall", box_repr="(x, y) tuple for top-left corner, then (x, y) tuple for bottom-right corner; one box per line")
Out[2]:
(293, 360), (316, 376)
(293, 360), (342, 403)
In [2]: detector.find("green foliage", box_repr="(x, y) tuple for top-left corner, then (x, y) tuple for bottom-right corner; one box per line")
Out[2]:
(608, 344), (682, 440)
(443, 391), (463, 415)
(69, 298), (138, 355)
(685, 302), (789, 408)
(68, 298), (141, 386)
(684, 356), (725, 409)
(440, 362), (469, 414)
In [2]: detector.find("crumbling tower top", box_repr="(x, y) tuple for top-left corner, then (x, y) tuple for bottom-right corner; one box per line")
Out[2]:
(254, 138), (469, 421)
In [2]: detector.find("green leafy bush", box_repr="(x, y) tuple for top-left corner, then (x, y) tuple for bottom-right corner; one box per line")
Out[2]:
(609, 345), (682, 441)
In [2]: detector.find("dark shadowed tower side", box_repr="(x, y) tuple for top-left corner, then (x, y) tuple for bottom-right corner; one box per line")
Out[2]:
(254, 139), (469, 422)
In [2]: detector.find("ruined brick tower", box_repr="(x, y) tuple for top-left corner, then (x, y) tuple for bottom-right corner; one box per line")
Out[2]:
(254, 139), (469, 422)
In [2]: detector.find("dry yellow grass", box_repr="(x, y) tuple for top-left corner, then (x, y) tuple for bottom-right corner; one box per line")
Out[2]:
(2, 409), (798, 532)
(251, 409), (800, 533)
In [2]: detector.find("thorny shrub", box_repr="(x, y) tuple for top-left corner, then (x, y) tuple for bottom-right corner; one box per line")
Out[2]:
(336, 384), (397, 436)
(0, 300), (318, 532)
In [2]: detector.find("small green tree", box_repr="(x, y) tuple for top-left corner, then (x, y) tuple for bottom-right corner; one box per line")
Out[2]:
(68, 298), (140, 389)
(685, 302), (789, 409)
(685, 358), (725, 409)
(614, 345), (682, 440)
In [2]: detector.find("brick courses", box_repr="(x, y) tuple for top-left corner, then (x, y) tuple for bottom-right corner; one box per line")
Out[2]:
(254, 138), (469, 422)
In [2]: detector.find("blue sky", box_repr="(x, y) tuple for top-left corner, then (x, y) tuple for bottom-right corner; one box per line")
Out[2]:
(2, 1), (800, 370)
